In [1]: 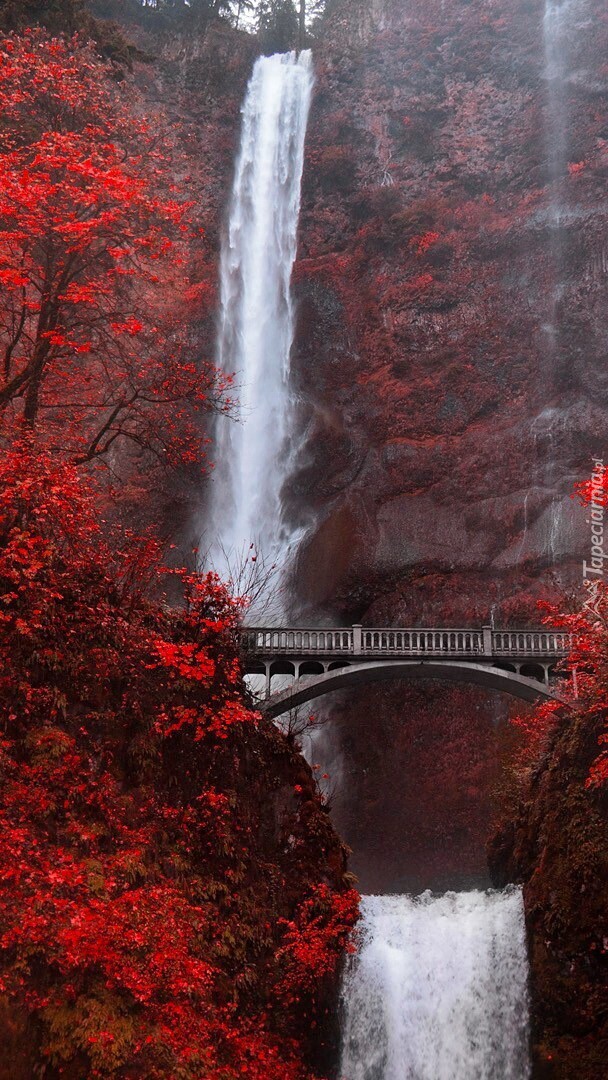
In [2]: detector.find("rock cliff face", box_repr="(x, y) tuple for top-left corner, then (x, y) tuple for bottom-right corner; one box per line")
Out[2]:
(489, 703), (608, 1079)
(294, 0), (607, 622)
(283, 3), (608, 1070)
(276, 0), (608, 898)
(124, 3), (607, 1072)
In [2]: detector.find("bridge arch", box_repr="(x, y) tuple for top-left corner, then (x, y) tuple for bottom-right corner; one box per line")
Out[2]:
(260, 659), (568, 719)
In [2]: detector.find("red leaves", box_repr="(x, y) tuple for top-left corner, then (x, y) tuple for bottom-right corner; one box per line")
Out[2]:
(153, 639), (217, 682)
(0, 29), (224, 478)
(410, 230), (440, 254)
(0, 448), (355, 1076)
(110, 317), (144, 335)
(0, 31), (358, 1078)
(512, 473), (608, 792)
(274, 885), (359, 1009)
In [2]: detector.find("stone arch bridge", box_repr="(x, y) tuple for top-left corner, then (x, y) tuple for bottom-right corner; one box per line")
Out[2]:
(239, 625), (574, 718)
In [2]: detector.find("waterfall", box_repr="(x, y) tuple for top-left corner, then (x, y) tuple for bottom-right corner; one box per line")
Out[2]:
(536, 1), (579, 564)
(207, 51), (314, 610)
(340, 889), (531, 1080)
(543, 0), (573, 217)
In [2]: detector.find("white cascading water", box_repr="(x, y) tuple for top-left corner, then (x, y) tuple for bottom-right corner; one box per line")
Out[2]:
(340, 889), (531, 1080)
(207, 51), (314, 609)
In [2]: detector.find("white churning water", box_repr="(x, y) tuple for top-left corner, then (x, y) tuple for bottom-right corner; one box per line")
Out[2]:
(340, 888), (531, 1080)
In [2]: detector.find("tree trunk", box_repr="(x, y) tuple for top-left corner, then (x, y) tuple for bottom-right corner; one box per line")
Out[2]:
(299, 0), (306, 48)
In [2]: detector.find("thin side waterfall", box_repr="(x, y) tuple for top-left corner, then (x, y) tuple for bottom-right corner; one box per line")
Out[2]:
(540, 1), (579, 563)
(340, 889), (531, 1080)
(543, 0), (573, 216)
(207, 51), (314, 612)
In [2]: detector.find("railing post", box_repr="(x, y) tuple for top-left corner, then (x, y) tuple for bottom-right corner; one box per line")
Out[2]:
(352, 624), (362, 656)
(482, 625), (492, 656)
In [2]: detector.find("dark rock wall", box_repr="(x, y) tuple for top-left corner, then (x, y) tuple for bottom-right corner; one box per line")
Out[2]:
(294, 0), (608, 622)
(287, 4), (608, 1069)
(489, 706), (608, 1079)
(280, 0), (608, 897)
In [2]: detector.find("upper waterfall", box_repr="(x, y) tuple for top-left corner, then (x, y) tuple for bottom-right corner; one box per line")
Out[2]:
(340, 888), (531, 1080)
(207, 51), (314, 613)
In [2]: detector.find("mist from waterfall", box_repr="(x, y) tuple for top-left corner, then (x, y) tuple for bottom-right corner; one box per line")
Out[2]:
(207, 51), (313, 615)
(340, 889), (531, 1080)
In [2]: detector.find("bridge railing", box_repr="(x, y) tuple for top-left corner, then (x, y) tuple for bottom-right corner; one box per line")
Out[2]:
(239, 626), (572, 659)
(491, 630), (571, 656)
(361, 628), (485, 654)
(240, 628), (353, 654)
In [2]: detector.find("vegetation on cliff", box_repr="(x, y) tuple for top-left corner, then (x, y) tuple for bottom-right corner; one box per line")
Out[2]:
(0, 0), (335, 53)
(490, 480), (608, 1078)
(0, 28), (357, 1078)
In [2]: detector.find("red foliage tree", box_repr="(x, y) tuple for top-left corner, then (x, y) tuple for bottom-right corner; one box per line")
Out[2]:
(0, 444), (357, 1077)
(509, 469), (608, 790)
(0, 29), (358, 1077)
(0, 30), (225, 474)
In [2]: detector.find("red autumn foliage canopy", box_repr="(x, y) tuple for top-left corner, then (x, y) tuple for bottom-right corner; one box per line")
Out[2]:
(0, 30), (226, 472)
(0, 29), (358, 1078)
(0, 445), (358, 1077)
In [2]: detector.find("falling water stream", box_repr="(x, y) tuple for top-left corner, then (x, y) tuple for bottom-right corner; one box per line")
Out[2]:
(340, 889), (531, 1079)
(208, 51), (314, 606)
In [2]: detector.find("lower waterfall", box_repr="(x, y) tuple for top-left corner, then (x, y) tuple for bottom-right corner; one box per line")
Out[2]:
(340, 888), (530, 1080)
